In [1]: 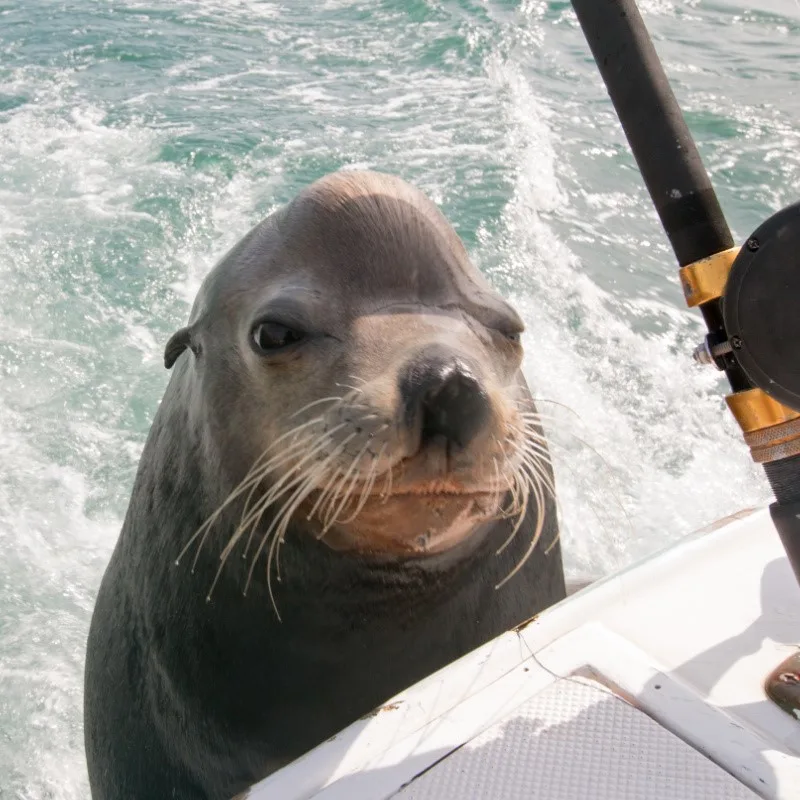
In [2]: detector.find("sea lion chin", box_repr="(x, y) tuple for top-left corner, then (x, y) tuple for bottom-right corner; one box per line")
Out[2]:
(84, 169), (566, 800)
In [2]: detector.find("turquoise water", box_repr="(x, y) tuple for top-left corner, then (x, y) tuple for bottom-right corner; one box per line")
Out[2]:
(1, 0), (797, 795)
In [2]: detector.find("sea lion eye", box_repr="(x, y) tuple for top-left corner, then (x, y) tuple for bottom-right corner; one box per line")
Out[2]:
(490, 325), (522, 344)
(252, 322), (306, 353)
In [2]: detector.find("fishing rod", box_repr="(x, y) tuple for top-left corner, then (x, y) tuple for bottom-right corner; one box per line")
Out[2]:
(569, 0), (800, 590)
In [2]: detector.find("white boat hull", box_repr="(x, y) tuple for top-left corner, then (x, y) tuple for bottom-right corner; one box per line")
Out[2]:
(242, 508), (800, 799)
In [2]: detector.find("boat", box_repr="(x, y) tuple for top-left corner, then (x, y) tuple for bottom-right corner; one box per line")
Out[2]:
(242, 507), (800, 799)
(241, 1), (800, 796)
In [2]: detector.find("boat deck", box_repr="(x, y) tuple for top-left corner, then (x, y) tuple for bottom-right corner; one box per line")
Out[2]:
(243, 508), (800, 799)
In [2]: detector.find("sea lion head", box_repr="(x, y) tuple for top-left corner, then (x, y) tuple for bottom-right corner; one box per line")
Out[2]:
(167, 170), (548, 576)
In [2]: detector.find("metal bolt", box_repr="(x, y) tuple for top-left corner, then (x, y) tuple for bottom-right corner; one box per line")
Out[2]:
(746, 238), (760, 252)
(692, 341), (713, 366)
(731, 335), (743, 350)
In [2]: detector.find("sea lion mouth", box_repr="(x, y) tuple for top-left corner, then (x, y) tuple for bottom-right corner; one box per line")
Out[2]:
(382, 488), (499, 497)
(307, 480), (508, 557)
(373, 482), (503, 498)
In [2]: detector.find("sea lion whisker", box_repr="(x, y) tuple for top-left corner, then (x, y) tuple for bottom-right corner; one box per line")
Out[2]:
(207, 474), (307, 602)
(513, 454), (569, 561)
(225, 432), (346, 561)
(178, 459), (275, 568)
(244, 480), (310, 610)
(242, 430), (347, 527)
(263, 445), (353, 577)
(517, 428), (551, 452)
(520, 420), (634, 533)
(510, 470), (527, 517)
(252, 420), (345, 475)
(238, 472), (290, 561)
(237, 467), (315, 560)
(499, 465), (523, 518)
(233, 467), (316, 546)
(289, 396), (348, 419)
(318, 449), (362, 527)
(250, 415), (329, 469)
(360, 443), (385, 504)
(514, 427), (554, 466)
(503, 430), (552, 485)
(238, 432), (326, 521)
(526, 437), (632, 544)
(273, 460), (327, 565)
(544, 527), (561, 555)
(256, 424), (350, 501)
(179, 421), (329, 568)
(300, 432), (358, 530)
(517, 418), (552, 446)
(242, 492), (276, 559)
(226, 470), (308, 568)
(531, 397), (583, 421)
(329, 425), (388, 524)
(517, 456), (551, 509)
(378, 435), (400, 502)
(492, 455), (501, 488)
(339, 439), (388, 524)
(495, 472), (546, 589)
(495, 474), (530, 555)
(491, 453), (517, 517)
(205, 487), (286, 604)
(335, 381), (366, 394)
(239, 476), (268, 538)
(246, 436), (324, 482)
(517, 411), (569, 435)
(495, 445), (551, 555)
(253, 457), (337, 617)
(268, 467), (331, 603)
(517, 448), (557, 499)
(519, 409), (563, 422)
(513, 455), (556, 536)
(307, 466), (345, 522)
(319, 472), (346, 527)
(520, 413), (611, 470)
(244, 514), (287, 616)
(494, 458), (519, 518)
(381, 457), (394, 500)
(179, 465), (277, 572)
(532, 422), (615, 476)
(324, 439), (374, 528)
(265, 528), (284, 615)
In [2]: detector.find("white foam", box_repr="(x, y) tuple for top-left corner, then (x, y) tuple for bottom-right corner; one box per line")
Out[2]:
(481, 46), (770, 580)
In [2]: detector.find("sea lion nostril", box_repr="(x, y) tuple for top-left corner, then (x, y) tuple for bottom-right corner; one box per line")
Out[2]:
(405, 359), (491, 450)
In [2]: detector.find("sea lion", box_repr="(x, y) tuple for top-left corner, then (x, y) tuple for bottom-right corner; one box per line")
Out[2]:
(84, 170), (566, 799)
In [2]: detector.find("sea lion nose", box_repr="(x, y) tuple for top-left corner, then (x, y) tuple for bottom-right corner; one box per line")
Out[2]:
(401, 353), (491, 451)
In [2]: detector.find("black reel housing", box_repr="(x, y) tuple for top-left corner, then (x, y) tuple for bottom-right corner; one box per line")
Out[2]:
(724, 201), (800, 413)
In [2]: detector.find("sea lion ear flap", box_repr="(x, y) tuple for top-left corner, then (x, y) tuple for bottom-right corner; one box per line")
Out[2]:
(164, 326), (196, 369)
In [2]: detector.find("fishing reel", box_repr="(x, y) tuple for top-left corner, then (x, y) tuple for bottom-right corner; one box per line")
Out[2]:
(722, 202), (800, 413)
(685, 201), (800, 464)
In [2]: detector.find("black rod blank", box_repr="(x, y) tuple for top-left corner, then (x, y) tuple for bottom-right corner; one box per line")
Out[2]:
(570, 0), (750, 392)
(570, 0), (734, 266)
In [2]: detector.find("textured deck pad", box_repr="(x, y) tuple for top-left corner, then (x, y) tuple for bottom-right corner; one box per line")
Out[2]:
(393, 679), (758, 799)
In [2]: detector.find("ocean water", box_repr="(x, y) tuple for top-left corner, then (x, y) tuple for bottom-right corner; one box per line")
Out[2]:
(1, 0), (797, 795)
